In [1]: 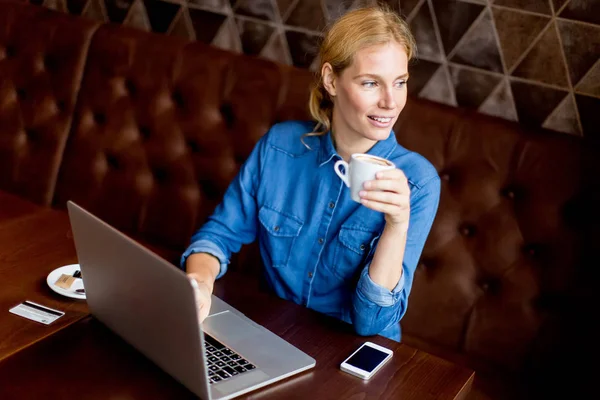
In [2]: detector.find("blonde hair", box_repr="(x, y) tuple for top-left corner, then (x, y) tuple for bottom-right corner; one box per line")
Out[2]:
(307, 5), (416, 138)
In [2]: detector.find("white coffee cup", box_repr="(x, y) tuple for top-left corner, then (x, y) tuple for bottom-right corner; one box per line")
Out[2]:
(334, 154), (395, 203)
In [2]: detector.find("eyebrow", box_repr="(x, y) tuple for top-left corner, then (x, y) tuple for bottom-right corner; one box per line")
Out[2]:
(354, 73), (409, 80)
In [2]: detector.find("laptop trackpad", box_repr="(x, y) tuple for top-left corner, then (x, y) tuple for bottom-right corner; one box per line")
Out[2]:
(203, 311), (262, 346)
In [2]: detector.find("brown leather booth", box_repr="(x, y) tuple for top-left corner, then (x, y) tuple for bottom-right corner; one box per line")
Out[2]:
(1, 1), (598, 398)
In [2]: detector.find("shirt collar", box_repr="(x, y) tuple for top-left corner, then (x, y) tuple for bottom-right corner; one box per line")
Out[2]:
(317, 130), (398, 167)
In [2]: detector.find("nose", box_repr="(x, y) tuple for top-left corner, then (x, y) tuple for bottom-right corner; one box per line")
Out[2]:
(378, 87), (396, 110)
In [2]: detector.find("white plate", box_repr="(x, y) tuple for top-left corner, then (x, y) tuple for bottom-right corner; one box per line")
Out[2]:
(46, 264), (86, 300)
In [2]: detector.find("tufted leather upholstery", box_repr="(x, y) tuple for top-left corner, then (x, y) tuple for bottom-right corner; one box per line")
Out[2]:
(53, 23), (313, 250)
(0, 0), (99, 205)
(395, 99), (600, 397)
(2, 2), (599, 398)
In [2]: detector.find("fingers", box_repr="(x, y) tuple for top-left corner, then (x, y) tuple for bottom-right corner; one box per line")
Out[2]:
(359, 190), (410, 206)
(363, 170), (409, 194)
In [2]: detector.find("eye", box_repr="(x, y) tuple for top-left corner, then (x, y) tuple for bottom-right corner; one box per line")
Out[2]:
(362, 81), (377, 88)
(395, 80), (407, 88)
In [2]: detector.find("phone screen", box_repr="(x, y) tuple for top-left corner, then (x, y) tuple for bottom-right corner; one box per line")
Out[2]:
(346, 345), (389, 372)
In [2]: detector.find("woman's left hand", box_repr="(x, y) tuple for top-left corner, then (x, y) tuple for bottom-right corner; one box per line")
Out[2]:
(359, 168), (410, 232)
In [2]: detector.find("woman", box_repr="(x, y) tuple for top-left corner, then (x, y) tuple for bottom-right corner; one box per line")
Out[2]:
(181, 6), (440, 341)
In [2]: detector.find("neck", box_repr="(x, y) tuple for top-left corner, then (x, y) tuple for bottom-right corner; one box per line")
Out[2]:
(331, 124), (377, 162)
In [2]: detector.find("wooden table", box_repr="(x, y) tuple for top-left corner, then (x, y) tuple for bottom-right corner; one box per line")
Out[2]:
(0, 209), (88, 361)
(0, 206), (474, 399)
(0, 190), (41, 224)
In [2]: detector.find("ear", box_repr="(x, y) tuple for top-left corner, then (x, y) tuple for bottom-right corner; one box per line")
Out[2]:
(321, 62), (337, 97)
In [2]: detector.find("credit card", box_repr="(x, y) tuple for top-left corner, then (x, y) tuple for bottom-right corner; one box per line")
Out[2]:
(9, 301), (65, 325)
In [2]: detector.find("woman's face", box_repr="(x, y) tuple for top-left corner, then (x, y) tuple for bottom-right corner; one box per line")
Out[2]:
(323, 41), (409, 144)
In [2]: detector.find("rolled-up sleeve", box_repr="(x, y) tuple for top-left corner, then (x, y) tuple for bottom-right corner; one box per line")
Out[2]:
(180, 132), (271, 277)
(351, 176), (441, 338)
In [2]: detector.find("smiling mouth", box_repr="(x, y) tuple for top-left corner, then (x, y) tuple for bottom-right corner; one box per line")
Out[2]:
(368, 116), (393, 123)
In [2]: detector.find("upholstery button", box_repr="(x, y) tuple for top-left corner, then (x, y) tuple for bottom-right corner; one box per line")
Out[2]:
(187, 139), (200, 153)
(125, 80), (137, 96)
(318, 238), (324, 244)
(44, 54), (56, 71)
(501, 187), (516, 199)
(481, 282), (490, 291)
(359, 244), (366, 250)
(140, 126), (151, 140)
(459, 224), (476, 237)
(220, 103), (234, 128)
(153, 167), (168, 183)
(523, 244), (538, 257)
(273, 226), (280, 232)
(329, 202), (335, 209)
(441, 172), (451, 182)
(106, 154), (120, 169)
(5, 45), (15, 58)
(172, 90), (185, 108)
(24, 128), (38, 141)
(16, 88), (26, 101)
(94, 113), (106, 125)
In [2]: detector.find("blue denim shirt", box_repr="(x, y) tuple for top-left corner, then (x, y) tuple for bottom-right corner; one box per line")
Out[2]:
(181, 121), (440, 341)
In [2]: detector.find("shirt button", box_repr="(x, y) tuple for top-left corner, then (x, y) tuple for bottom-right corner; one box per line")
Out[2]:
(359, 244), (366, 250)
(308, 272), (313, 278)
(273, 226), (280, 232)
(318, 238), (324, 244)
(328, 202), (335, 209)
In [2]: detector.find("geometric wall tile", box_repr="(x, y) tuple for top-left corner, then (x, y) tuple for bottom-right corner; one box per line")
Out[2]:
(277, 0), (298, 18)
(575, 94), (600, 137)
(576, 61), (600, 97)
(479, 79), (518, 121)
(551, 0), (569, 13)
(511, 80), (568, 127)
(212, 17), (242, 53)
(104, 0), (135, 23)
(409, 1), (443, 61)
(189, 0), (230, 13)
(234, 0), (277, 21)
(492, 0), (552, 15)
(81, 0), (107, 21)
(285, 30), (320, 68)
(44, 0), (68, 12)
(408, 59), (441, 96)
(542, 94), (581, 135)
(450, 9), (504, 73)
(323, 0), (355, 20)
(188, 8), (227, 44)
(400, 0), (422, 17)
(169, 9), (195, 40)
(559, 0), (600, 26)
(557, 20), (600, 87)
(260, 31), (291, 65)
(286, 0), (326, 31)
(432, 0), (485, 55)
(236, 17), (274, 55)
(123, 0), (151, 31)
(512, 23), (569, 87)
(144, 0), (180, 33)
(449, 65), (502, 109)
(419, 65), (458, 107)
(66, 0), (88, 14)
(492, 7), (550, 71)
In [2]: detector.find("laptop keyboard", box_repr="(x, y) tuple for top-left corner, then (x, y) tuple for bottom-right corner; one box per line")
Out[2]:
(204, 333), (256, 384)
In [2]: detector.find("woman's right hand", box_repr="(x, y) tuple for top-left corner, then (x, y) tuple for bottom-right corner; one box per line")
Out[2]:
(185, 253), (220, 323)
(188, 273), (213, 322)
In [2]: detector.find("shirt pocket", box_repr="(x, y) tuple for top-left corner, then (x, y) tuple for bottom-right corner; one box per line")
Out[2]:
(331, 226), (379, 282)
(258, 206), (303, 269)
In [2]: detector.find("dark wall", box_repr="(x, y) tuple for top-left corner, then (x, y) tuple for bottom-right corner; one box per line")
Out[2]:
(36, 0), (599, 137)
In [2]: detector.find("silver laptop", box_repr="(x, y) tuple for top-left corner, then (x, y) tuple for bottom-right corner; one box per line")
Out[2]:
(66, 201), (315, 400)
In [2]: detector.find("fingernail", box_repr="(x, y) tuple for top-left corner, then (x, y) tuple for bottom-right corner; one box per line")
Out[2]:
(363, 181), (371, 189)
(359, 190), (366, 197)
